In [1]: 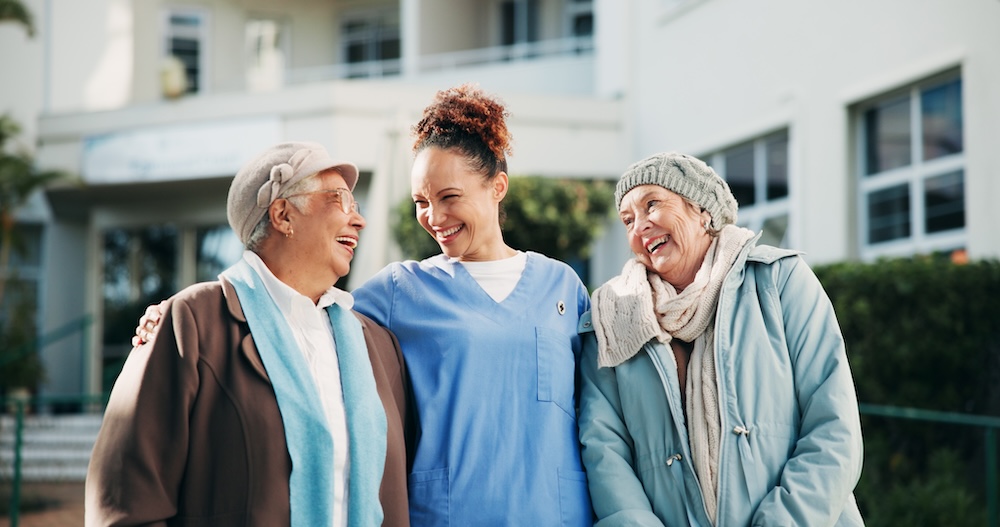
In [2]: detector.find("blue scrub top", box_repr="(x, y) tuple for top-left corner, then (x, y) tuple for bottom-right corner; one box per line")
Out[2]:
(354, 252), (593, 526)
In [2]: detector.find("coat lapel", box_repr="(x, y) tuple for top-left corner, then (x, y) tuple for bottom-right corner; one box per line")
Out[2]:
(221, 276), (270, 382)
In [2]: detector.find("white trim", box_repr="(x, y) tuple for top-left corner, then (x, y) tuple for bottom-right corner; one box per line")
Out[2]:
(417, 36), (593, 72)
(839, 48), (965, 105)
(675, 109), (793, 160)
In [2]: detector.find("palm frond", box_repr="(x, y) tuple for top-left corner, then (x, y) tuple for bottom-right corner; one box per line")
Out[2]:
(0, 0), (35, 37)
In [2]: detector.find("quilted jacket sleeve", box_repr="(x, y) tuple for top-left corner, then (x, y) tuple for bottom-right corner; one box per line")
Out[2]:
(750, 256), (864, 526)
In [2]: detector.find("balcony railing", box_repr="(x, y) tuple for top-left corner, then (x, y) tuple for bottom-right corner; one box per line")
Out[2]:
(282, 36), (595, 85)
(419, 36), (595, 72)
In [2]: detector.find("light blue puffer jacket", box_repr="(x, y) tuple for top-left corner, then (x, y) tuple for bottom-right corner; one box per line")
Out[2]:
(578, 240), (865, 526)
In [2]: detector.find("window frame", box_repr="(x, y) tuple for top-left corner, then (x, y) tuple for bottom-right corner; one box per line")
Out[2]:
(564, 0), (594, 39)
(703, 129), (793, 249)
(161, 6), (211, 95)
(855, 70), (965, 261)
(499, 0), (540, 46)
(339, 8), (401, 79)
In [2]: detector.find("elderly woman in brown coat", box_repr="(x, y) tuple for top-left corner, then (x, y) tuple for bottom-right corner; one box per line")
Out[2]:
(85, 142), (410, 527)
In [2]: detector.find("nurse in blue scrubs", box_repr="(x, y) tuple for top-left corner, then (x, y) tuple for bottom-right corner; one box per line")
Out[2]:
(352, 84), (593, 526)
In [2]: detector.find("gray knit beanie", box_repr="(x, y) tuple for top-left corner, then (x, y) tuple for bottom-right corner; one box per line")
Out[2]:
(614, 152), (738, 230)
(227, 141), (359, 246)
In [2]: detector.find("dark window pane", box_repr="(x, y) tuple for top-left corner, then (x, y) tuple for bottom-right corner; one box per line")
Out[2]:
(346, 42), (367, 63)
(344, 20), (369, 34)
(765, 132), (788, 200)
(170, 37), (199, 54)
(572, 13), (593, 37)
(725, 143), (755, 207)
(921, 78), (963, 160)
(196, 226), (243, 282)
(867, 184), (910, 243)
(169, 37), (199, 93)
(102, 226), (177, 358)
(378, 37), (401, 61)
(865, 97), (911, 175)
(501, 1), (516, 45)
(526, 0), (539, 42)
(924, 170), (965, 233)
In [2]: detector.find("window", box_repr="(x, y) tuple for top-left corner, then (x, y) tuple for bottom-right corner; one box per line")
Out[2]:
(163, 9), (208, 94)
(501, 0), (540, 46)
(341, 10), (401, 78)
(565, 0), (593, 38)
(703, 130), (791, 248)
(858, 74), (964, 259)
(99, 223), (242, 390)
(246, 17), (287, 92)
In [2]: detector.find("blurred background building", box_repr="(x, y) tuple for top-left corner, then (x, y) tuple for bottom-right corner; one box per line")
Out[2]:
(1, 0), (998, 402)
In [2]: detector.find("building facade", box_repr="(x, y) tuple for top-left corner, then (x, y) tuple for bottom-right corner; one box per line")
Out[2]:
(1, 0), (997, 399)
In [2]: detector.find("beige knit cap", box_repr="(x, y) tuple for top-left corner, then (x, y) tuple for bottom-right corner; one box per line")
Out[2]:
(227, 141), (359, 246)
(614, 152), (738, 230)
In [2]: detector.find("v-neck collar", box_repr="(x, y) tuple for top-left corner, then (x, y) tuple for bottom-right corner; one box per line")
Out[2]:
(432, 252), (535, 312)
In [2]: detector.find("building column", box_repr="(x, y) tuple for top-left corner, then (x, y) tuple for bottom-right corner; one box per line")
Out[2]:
(401, 0), (420, 78)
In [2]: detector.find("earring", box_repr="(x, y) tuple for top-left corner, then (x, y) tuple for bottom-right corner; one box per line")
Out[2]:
(703, 220), (710, 232)
(285, 227), (294, 239)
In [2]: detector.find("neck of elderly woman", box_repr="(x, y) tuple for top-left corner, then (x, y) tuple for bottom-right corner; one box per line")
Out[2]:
(254, 242), (338, 306)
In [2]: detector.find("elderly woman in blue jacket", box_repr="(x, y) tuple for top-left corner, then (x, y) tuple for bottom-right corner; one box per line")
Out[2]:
(578, 152), (864, 526)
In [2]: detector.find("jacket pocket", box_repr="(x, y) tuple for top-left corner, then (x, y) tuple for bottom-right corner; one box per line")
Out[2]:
(536, 327), (577, 418)
(408, 467), (450, 527)
(558, 468), (592, 527)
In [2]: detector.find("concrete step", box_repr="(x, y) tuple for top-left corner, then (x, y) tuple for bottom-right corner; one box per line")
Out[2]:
(0, 413), (103, 482)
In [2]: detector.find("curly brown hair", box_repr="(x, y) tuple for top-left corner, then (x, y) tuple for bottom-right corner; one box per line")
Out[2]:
(412, 83), (513, 182)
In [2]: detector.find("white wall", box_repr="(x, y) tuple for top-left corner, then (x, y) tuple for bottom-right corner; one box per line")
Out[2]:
(47, 0), (132, 112)
(0, 0), (45, 142)
(627, 0), (1000, 263)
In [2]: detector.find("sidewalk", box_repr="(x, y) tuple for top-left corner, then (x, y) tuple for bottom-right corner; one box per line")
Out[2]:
(1, 482), (84, 527)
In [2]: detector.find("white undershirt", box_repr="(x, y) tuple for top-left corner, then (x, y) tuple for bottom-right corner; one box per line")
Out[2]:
(244, 251), (350, 527)
(453, 251), (528, 302)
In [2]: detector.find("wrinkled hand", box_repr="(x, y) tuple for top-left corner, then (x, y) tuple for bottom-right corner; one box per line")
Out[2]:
(131, 301), (166, 347)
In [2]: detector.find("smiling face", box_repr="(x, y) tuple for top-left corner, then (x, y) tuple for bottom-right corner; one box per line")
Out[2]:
(619, 184), (714, 290)
(410, 146), (509, 262)
(285, 169), (365, 283)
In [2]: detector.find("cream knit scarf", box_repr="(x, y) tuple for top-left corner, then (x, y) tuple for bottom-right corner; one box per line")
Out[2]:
(591, 224), (755, 524)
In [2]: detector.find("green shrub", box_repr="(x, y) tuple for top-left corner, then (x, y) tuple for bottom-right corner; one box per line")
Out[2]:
(814, 255), (1000, 525)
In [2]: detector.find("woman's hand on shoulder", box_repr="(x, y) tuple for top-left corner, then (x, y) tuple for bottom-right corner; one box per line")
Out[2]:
(132, 301), (167, 347)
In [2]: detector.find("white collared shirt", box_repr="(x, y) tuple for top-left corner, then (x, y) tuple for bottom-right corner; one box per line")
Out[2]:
(243, 251), (350, 527)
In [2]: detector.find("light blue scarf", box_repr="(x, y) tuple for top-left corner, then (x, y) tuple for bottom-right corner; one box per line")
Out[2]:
(222, 259), (386, 527)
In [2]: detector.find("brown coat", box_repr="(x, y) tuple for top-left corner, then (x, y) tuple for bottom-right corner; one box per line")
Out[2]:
(85, 278), (410, 527)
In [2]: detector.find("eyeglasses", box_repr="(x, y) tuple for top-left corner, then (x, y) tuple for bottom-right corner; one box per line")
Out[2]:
(285, 188), (359, 215)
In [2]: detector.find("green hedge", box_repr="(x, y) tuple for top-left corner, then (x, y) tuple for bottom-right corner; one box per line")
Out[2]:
(814, 255), (1000, 526)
